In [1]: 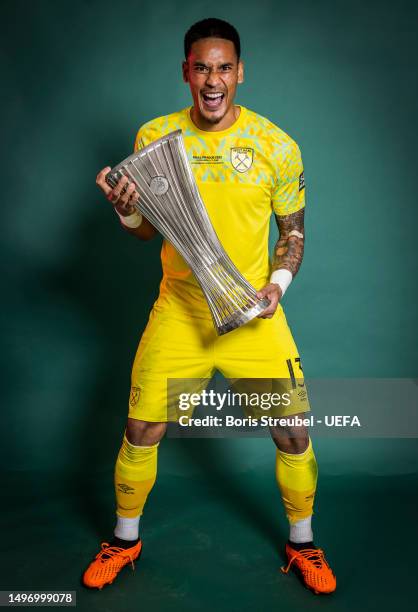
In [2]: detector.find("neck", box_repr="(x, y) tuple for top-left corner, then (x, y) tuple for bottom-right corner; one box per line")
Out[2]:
(190, 104), (241, 132)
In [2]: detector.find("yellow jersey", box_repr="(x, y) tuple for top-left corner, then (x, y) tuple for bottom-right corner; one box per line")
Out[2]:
(134, 105), (305, 317)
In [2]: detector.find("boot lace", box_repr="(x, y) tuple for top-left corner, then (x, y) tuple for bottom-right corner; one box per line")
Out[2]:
(95, 542), (136, 571)
(281, 547), (325, 574)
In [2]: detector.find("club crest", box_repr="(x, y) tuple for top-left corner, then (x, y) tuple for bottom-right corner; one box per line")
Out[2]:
(230, 147), (254, 173)
(129, 386), (141, 407)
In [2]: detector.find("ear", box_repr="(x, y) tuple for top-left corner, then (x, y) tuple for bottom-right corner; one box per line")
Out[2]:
(182, 61), (189, 83)
(237, 60), (244, 84)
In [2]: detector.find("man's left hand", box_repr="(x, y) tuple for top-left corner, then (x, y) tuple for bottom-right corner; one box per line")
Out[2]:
(256, 283), (282, 319)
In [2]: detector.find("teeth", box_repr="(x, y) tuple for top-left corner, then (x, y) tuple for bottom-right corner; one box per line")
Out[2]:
(204, 93), (223, 99)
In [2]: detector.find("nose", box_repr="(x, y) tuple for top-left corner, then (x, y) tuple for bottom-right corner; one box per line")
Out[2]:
(205, 70), (221, 88)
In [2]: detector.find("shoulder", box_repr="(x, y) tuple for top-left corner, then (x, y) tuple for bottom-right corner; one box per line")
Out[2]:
(134, 108), (189, 150)
(243, 107), (302, 161)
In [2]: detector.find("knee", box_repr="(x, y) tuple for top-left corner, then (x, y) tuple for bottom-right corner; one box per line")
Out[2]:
(271, 427), (309, 454)
(126, 418), (167, 446)
(280, 435), (310, 454)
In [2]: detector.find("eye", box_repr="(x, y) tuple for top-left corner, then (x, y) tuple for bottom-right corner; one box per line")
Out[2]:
(221, 65), (232, 71)
(194, 65), (209, 73)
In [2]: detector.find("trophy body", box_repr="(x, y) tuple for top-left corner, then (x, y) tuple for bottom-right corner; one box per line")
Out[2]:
(106, 130), (269, 335)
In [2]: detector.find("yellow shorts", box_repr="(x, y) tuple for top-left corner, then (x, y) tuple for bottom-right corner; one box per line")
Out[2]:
(128, 302), (309, 422)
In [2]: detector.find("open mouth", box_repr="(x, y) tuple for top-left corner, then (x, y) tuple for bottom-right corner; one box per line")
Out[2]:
(201, 91), (225, 110)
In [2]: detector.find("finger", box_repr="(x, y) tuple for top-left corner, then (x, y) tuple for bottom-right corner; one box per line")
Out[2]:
(96, 166), (111, 183)
(121, 191), (137, 213)
(96, 166), (112, 195)
(107, 176), (130, 204)
(258, 297), (277, 315)
(256, 283), (277, 299)
(113, 175), (129, 198)
(131, 189), (139, 201)
(257, 306), (271, 317)
(258, 295), (276, 310)
(116, 186), (139, 217)
(258, 311), (274, 319)
(107, 189), (119, 203)
(268, 295), (279, 309)
(262, 307), (275, 316)
(129, 192), (140, 208)
(119, 182), (136, 205)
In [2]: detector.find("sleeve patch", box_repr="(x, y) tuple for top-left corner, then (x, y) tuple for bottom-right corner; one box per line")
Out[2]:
(299, 171), (305, 191)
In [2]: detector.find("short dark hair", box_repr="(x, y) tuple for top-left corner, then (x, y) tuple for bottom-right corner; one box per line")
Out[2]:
(184, 18), (241, 60)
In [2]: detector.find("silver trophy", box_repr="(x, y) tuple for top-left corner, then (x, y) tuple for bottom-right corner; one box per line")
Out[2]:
(106, 130), (270, 335)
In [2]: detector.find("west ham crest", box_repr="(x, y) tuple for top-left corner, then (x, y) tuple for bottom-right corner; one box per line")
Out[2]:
(129, 386), (141, 407)
(230, 147), (254, 173)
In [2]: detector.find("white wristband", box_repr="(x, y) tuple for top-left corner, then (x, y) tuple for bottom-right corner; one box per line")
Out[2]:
(270, 269), (293, 297)
(115, 208), (143, 229)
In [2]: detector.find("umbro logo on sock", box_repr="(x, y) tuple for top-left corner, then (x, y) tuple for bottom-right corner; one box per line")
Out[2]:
(117, 483), (135, 494)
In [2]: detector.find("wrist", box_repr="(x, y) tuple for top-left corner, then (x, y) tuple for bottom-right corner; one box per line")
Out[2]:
(115, 207), (143, 229)
(270, 268), (293, 297)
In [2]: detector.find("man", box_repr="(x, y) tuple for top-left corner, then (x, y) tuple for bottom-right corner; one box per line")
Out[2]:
(83, 18), (336, 595)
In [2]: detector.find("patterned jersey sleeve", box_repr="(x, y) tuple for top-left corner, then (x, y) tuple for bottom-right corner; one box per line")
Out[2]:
(271, 140), (305, 216)
(134, 120), (161, 152)
(134, 126), (148, 152)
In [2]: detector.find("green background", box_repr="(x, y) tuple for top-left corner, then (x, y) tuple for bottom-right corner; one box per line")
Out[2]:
(1, 0), (417, 610)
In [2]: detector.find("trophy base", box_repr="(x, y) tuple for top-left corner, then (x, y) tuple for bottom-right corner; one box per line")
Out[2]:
(217, 297), (271, 336)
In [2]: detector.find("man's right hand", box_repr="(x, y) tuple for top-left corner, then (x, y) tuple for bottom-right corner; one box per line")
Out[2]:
(96, 166), (157, 240)
(96, 166), (140, 217)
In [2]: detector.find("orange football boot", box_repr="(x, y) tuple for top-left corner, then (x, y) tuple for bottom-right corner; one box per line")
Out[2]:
(83, 540), (142, 589)
(280, 542), (336, 594)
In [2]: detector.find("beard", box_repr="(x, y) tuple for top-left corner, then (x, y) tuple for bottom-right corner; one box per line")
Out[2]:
(202, 112), (224, 124)
(199, 102), (229, 125)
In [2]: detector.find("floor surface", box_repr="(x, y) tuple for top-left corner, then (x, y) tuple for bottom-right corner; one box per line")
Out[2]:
(2, 438), (417, 612)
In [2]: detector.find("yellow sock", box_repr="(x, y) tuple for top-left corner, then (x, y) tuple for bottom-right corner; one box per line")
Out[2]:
(114, 432), (159, 521)
(275, 437), (318, 525)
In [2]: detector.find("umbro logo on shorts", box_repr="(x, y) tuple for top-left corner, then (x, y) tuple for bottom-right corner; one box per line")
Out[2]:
(117, 483), (135, 494)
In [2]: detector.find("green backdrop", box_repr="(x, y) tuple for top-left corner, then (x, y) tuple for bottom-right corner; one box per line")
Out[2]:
(1, 2), (417, 608)
(2, 0), (417, 471)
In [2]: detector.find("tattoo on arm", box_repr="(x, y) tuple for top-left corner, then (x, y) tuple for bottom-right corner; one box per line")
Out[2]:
(272, 209), (305, 277)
